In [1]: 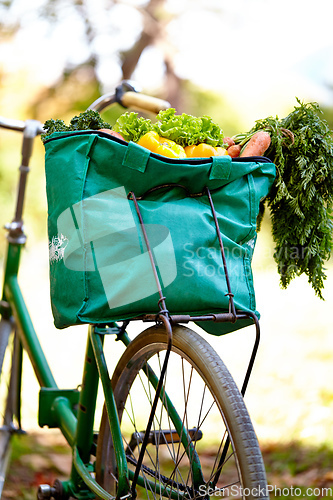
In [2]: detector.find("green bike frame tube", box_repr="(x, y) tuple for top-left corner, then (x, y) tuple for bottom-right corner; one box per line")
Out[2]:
(75, 328), (100, 463)
(2, 242), (78, 447)
(5, 274), (56, 388)
(3, 243), (56, 389)
(60, 327), (130, 500)
(52, 397), (77, 447)
(72, 447), (113, 500)
(12, 334), (23, 429)
(90, 329), (129, 498)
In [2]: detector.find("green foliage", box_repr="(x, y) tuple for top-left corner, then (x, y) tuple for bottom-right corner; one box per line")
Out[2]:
(68, 110), (111, 131)
(41, 110), (111, 141)
(112, 111), (153, 142)
(153, 108), (224, 147)
(42, 118), (68, 137)
(113, 108), (225, 146)
(236, 99), (333, 298)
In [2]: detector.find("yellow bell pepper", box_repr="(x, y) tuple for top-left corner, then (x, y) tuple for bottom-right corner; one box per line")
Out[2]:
(137, 131), (187, 159)
(185, 144), (228, 158)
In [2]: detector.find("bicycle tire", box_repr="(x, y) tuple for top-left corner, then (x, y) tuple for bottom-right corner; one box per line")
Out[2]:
(95, 324), (268, 500)
(0, 318), (19, 496)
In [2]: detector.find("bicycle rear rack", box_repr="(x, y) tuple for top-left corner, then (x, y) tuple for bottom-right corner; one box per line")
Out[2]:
(126, 185), (261, 493)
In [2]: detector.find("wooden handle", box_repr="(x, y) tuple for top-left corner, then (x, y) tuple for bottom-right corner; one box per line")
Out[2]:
(120, 91), (171, 114)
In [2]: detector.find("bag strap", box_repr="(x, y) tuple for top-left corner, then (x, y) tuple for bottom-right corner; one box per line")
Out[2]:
(209, 155), (232, 181)
(122, 141), (151, 173)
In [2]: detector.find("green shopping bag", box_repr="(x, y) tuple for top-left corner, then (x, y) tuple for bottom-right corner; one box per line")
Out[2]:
(44, 130), (275, 334)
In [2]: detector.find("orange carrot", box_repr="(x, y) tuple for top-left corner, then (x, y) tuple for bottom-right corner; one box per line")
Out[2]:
(227, 144), (241, 158)
(240, 131), (271, 157)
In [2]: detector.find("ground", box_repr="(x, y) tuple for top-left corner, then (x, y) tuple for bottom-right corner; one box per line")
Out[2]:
(2, 432), (333, 500)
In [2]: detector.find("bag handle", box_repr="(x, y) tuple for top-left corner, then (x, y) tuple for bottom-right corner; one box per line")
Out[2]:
(122, 141), (151, 173)
(209, 155), (232, 181)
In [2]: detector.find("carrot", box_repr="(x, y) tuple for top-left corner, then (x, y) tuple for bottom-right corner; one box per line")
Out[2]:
(227, 144), (241, 158)
(223, 136), (235, 148)
(240, 131), (271, 157)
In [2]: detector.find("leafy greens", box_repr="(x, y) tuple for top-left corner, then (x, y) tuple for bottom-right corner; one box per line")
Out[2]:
(112, 112), (152, 143)
(234, 99), (333, 298)
(113, 108), (225, 146)
(42, 110), (111, 141)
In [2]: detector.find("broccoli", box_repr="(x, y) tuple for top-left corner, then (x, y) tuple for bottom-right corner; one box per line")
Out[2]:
(41, 119), (69, 140)
(42, 110), (112, 142)
(68, 110), (111, 131)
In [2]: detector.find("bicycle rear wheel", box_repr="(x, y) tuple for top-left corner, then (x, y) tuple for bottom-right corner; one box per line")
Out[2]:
(0, 318), (21, 496)
(96, 324), (268, 500)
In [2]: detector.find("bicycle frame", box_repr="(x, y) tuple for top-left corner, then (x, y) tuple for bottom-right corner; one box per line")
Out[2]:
(0, 85), (262, 499)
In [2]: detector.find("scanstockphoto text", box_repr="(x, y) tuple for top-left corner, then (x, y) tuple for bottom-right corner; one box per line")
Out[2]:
(198, 484), (333, 498)
(181, 242), (309, 279)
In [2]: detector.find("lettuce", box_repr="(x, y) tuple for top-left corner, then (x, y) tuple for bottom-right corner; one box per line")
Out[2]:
(113, 108), (224, 147)
(112, 112), (153, 142)
(153, 109), (224, 147)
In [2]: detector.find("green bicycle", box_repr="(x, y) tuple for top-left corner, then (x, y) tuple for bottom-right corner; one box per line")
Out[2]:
(0, 83), (269, 500)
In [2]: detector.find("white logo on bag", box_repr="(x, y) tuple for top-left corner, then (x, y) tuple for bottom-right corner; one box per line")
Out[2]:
(49, 234), (68, 263)
(53, 186), (177, 309)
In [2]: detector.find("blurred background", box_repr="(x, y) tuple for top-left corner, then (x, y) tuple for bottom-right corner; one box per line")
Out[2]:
(1, 0), (333, 496)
